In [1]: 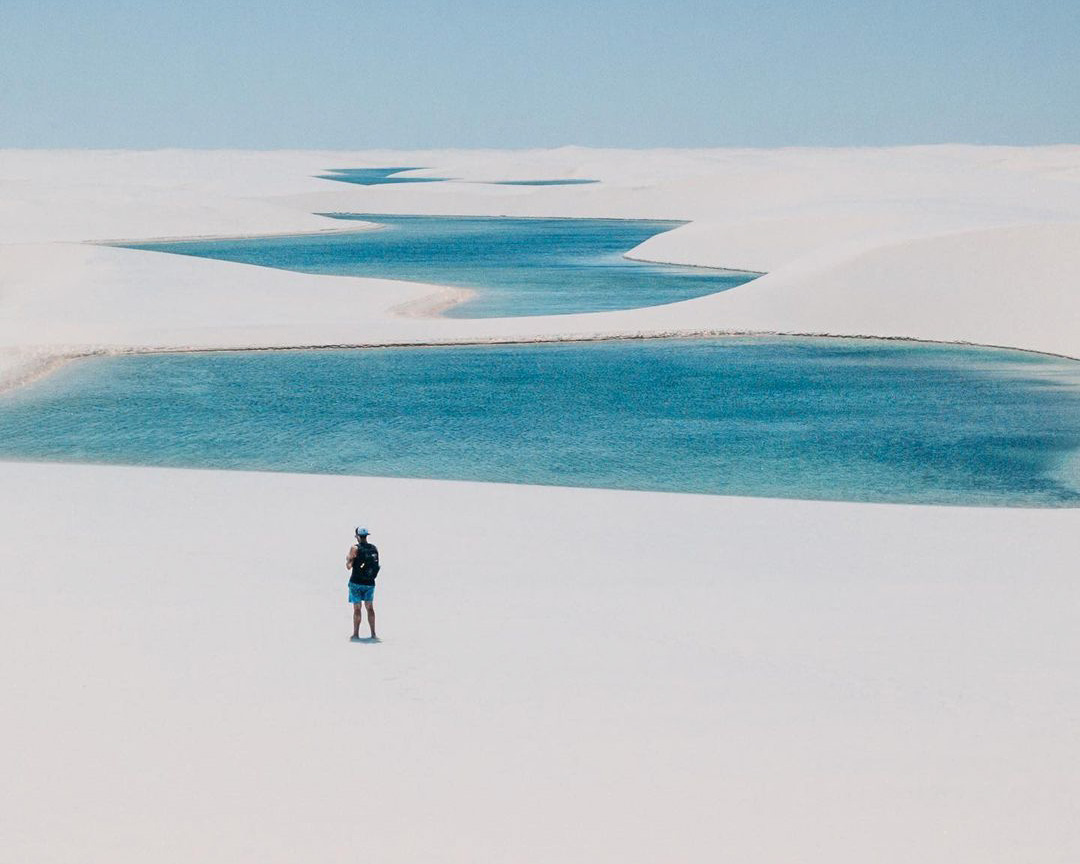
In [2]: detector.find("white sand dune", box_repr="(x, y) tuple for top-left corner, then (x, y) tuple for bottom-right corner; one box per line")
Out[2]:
(1, 148), (1079, 862)
(2, 146), (1079, 389)
(636, 222), (1080, 358)
(3, 220), (1079, 394)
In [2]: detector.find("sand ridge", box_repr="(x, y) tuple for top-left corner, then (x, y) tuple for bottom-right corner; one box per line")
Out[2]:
(2, 147), (1080, 390)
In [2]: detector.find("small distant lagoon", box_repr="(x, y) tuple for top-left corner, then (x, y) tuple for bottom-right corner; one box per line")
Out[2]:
(2, 338), (1078, 507)
(121, 215), (755, 318)
(315, 167), (597, 186)
(316, 167), (450, 185)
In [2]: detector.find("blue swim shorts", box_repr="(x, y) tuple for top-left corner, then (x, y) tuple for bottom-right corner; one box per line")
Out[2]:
(349, 583), (375, 603)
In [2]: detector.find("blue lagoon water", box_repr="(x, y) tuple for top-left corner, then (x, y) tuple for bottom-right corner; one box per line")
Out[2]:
(314, 167), (597, 186)
(2, 338), (1078, 507)
(120, 215), (755, 318)
(315, 167), (450, 185)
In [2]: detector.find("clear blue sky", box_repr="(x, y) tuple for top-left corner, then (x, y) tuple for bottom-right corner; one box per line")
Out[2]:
(2, 0), (1077, 148)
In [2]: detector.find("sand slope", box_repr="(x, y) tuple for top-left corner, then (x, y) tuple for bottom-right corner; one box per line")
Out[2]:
(2, 462), (1077, 863)
(637, 222), (1080, 358)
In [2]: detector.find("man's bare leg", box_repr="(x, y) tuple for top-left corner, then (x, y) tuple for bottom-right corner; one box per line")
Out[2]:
(365, 600), (377, 639)
(352, 603), (363, 639)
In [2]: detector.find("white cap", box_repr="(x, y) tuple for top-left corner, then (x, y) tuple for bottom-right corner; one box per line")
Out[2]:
(355, 526), (370, 536)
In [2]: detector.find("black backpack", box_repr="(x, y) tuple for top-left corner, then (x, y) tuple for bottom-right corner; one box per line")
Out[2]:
(356, 544), (380, 579)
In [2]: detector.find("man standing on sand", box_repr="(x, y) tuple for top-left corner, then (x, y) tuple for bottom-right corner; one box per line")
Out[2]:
(347, 527), (381, 641)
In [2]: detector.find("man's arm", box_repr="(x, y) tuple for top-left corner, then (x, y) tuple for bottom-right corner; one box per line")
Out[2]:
(345, 544), (358, 571)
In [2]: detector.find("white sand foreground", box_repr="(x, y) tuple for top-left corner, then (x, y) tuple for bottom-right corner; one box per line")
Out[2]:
(1, 148), (1079, 861)
(2, 462), (1078, 863)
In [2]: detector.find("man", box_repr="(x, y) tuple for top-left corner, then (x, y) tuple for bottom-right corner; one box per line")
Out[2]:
(346, 527), (381, 641)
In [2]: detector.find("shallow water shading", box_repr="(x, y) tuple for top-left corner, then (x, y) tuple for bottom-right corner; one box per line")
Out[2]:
(121, 215), (755, 318)
(1, 338), (1078, 507)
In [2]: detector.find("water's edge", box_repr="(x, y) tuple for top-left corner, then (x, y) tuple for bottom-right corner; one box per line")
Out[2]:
(6, 330), (1079, 400)
(3, 337), (1077, 508)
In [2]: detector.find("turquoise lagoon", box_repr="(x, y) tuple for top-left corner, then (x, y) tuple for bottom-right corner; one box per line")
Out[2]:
(122, 215), (754, 318)
(315, 167), (597, 186)
(2, 338), (1078, 507)
(316, 167), (450, 185)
